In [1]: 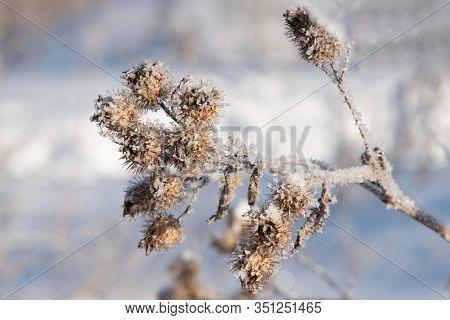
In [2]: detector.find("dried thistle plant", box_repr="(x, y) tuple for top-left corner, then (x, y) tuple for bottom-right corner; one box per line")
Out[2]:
(91, 5), (450, 294)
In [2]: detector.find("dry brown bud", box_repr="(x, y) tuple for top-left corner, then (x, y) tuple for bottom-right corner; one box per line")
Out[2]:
(245, 205), (292, 254)
(292, 183), (335, 254)
(248, 165), (261, 206)
(207, 167), (241, 223)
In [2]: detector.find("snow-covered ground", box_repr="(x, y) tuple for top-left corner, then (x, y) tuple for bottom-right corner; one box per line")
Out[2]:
(0, 0), (449, 299)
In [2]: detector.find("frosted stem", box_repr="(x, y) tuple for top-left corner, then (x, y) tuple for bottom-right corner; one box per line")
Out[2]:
(331, 64), (372, 151)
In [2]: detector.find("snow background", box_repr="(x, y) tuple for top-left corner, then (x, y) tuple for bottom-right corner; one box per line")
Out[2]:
(0, 0), (449, 299)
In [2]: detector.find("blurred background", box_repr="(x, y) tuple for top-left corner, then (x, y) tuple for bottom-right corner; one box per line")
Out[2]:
(0, 0), (449, 299)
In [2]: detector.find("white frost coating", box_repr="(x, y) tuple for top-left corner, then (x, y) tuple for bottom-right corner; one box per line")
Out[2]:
(290, 165), (374, 186)
(264, 204), (283, 223)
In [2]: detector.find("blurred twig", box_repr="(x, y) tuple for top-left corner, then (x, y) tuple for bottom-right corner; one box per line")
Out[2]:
(296, 255), (353, 299)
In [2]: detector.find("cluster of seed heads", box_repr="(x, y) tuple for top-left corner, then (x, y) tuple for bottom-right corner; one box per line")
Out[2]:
(91, 60), (226, 255)
(90, 6), (374, 294)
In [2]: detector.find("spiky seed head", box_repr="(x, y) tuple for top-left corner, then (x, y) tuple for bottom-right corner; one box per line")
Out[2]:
(166, 127), (216, 173)
(254, 205), (292, 252)
(152, 171), (185, 211)
(123, 176), (152, 218)
(270, 179), (317, 219)
(123, 169), (185, 217)
(138, 215), (184, 254)
(91, 94), (140, 134)
(242, 205), (292, 254)
(231, 249), (279, 294)
(172, 77), (224, 123)
(284, 6), (344, 67)
(118, 127), (163, 172)
(123, 61), (172, 109)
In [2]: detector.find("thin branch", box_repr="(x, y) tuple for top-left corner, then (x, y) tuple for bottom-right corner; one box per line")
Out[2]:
(178, 177), (209, 220)
(159, 102), (179, 124)
(360, 181), (450, 242)
(331, 64), (372, 152)
(326, 58), (450, 243)
(311, 160), (450, 243)
(297, 255), (353, 299)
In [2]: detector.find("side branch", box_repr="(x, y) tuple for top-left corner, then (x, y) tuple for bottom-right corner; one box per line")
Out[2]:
(309, 160), (450, 243)
(360, 181), (450, 242)
(159, 102), (179, 124)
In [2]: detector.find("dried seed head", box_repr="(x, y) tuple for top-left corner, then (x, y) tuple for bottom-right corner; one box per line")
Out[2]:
(123, 176), (152, 218)
(270, 179), (317, 219)
(151, 169), (185, 211)
(231, 249), (279, 294)
(243, 205), (292, 254)
(118, 126), (163, 172)
(138, 215), (184, 254)
(284, 6), (344, 67)
(123, 61), (172, 109)
(91, 94), (140, 134)
(123, 169), (185, 217)
(172, 77), (224, 123)
(166, 127), (216, 174)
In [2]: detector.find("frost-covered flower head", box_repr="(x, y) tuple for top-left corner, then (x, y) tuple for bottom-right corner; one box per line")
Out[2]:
(123, 61), (173, 110)
(245, 205), (292, 253)
(166, 126), (217, 177)
(91, 93), (140, 135)
(123, 168), (185, 218)
(270, 175), (319, 219)
(118, 126), (164, 173)
(230, 204), (292, 293)
(231, 249), (279, 294)
(172, 76), (224, 124)
(138, 214), (184, 254)
(284, 6), (344, 67)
